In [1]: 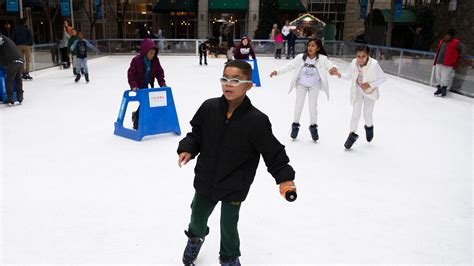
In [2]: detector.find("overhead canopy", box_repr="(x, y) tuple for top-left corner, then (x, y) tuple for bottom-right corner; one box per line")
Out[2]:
(290, 13), (326, 27)
(208, 0), (248, 11)
(152, 0), (197, 13)
(277, 0), (306, 12)
(374, 9), (417, 24)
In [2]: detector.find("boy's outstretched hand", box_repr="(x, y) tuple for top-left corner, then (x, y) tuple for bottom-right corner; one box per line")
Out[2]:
(178, 152), (192, 167)
(279, 180), (296, 195)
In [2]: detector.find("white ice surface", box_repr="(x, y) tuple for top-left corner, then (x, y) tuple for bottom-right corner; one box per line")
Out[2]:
(1, 56), (472, 265)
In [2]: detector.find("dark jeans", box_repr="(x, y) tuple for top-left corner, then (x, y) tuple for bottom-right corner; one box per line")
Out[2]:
(6, 62), (24, 103)
(199, 52), (207, 64)
(188, 192), (241, 257)
(59, 47), (70, 65)
(287, 44), (295, 58)
(132, 107), (139, 130)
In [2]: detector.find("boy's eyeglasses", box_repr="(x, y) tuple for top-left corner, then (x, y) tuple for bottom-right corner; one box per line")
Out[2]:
(219, 77), (252, 87)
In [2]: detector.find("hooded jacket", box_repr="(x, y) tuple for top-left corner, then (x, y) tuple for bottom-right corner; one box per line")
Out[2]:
(233, 37), (256, 60)
(127, 38), (166, 89)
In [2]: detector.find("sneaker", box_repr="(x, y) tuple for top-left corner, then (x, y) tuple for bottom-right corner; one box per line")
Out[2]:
(309, 124), (319, 141)
(290, 123), (300, 139)
(364, 125), (374, 142)
(344, 132), (359, 150)
(75, 74), (81, 82)
(182, 230), (205, 265)
(219, 255), (241, 266)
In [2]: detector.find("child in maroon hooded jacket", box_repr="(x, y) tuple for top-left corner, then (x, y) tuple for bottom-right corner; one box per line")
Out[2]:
(127, 38), (167, 130)
(233, 36), (256, 60)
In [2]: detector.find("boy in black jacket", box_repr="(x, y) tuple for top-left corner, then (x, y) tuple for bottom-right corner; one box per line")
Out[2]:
(177, 60), (296, 266)
(286, 29), (297, 59)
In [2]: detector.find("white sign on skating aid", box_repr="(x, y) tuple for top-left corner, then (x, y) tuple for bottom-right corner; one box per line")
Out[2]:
(149, 91), (167, 107)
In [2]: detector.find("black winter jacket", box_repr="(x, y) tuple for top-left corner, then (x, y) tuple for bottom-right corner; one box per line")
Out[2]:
(177, 96), (295, 201)
(12, 25), (33, 46)
(0, 34), (22, 66)
(286, 32), (297, 47)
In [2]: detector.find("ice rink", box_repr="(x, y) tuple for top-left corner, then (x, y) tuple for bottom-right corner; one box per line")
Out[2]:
(1, 56), (472, 265)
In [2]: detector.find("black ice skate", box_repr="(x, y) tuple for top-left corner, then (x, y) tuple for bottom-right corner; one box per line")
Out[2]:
(309, 124), (319, 141)
(364, 125), (374, 142)
(22, 73), (33, 80)
(440, 86), (447, 97)
(74, 74), (81, 82)
(182, 230), (205, 265)
(219, 255), (241, 266)
(290, 123), (300, 139)
(132, 111), (138, 130)
(85, 74), (89, 83)
(434, 85), (442, 96)
(344, 132), (359, 150)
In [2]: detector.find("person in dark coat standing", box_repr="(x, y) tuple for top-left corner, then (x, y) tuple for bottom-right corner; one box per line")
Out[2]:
(198, 40), (210, 65)
(0, 34), (24, 105)
(177, 60), (296, 265)
(127, 38), (166, 129)
(12, 18), (33, 80)
(286, 29), (297, 59)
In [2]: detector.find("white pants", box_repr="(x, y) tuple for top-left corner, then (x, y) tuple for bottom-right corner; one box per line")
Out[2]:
(435, 64), (454, 87)
(294, 85), (320, 125)
(350, 90), (375, 133)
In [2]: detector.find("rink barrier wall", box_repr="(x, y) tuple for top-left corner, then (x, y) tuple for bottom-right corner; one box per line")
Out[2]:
(27, 40), (473, 98)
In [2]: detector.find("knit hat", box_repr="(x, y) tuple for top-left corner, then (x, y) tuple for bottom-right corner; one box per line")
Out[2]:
(447, 28), (456, 37)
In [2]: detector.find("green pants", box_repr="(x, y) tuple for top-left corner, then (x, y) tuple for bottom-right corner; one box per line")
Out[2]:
(188, 192), (242, 257)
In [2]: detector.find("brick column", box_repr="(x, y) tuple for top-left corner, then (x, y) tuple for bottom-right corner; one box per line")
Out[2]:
(247, 0), (259, 39)
(198, 0), (209, 39)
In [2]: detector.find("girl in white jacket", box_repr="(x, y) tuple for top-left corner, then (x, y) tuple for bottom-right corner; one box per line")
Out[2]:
(270, 38), (338, 141)
(337, 45), (387, 149)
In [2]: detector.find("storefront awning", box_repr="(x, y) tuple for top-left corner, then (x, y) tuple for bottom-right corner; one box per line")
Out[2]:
(277, 0), (306, 12)
(208, 0), (248, 11)
(378, 9), (416, 24)
(152, 0), (197, 13)
(290, 13), (326, 27)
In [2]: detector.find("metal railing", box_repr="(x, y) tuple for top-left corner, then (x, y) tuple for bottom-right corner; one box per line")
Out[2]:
(28, 39), (473, 97)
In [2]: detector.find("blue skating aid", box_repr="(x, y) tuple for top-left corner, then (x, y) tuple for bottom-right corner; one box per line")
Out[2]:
(114, 87), (181, 141)
(0, 66), (18, 103)
(243, 59), (261, 87)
